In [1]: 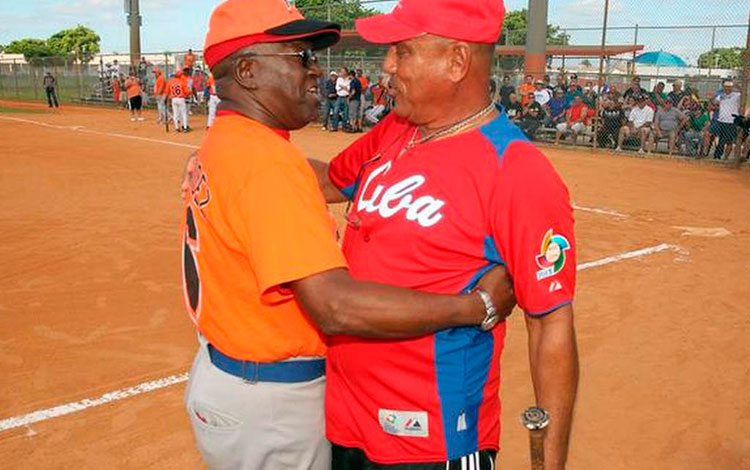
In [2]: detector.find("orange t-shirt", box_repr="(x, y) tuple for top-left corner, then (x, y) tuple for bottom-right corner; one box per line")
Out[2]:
(124, 77), (142, 98)
(358, 76), (369, 91)
(520, 83), (536, 107)
(167, 76), (188, 98)
(206, 75), (216, 95)
(154, 74), (166, 96)
(181, 114), (347, 362)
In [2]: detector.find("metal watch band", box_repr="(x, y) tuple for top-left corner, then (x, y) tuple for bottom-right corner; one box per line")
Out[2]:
(475, 289), (498, 330)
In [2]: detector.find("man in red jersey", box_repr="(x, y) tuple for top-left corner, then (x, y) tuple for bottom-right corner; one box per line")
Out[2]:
(309, 1), (579, 468)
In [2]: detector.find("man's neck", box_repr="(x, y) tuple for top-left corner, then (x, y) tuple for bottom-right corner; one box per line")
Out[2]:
(217, 99), (286, 130)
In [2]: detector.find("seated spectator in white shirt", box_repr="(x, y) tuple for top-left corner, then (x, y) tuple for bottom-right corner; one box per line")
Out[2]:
(616, 94), (654, 154)
(533, 80), (551, 106)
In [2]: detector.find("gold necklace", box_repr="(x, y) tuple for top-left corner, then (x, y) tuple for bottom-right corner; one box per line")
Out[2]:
(405, 102), (496, 151)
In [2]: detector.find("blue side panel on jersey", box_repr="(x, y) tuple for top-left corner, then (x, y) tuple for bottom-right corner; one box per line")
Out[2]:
(434, 325), (494, 460)
(479, 107), (529, 165)
(434, 239), (505, 459)
(340, 183), (356, 201)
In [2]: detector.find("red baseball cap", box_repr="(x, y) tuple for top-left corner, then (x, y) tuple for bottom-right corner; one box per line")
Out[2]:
(204, 0), (341, 69)
(355, 0), (505, 45)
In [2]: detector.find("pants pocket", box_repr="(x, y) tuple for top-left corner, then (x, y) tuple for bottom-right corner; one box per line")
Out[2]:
(188, 400), (244, 469)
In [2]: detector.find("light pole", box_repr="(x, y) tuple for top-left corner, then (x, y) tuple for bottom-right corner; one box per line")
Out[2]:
(525, 0), (548, 79)
(126, 0), (142, 70)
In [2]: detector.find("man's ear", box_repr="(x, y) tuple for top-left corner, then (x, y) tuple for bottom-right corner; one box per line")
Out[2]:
(446, 42), (471, 84)
(233, 57), (258, 90)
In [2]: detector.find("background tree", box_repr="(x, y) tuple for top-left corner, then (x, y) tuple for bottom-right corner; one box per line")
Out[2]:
(4, 39), (55, 61)
(295, 0), (377, 29)
(499, 9), (570, 73)
(697, 47), (746, 70)
(47, 25), (101, 63)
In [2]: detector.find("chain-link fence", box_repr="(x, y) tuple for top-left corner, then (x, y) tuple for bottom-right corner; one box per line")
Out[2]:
(1, 1), (748, 159)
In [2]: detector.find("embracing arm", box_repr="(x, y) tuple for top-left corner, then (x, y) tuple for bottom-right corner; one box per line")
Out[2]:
(308, 159), (348, 203)
(290, 265), (516, 338)
(525, 304), (579, 470)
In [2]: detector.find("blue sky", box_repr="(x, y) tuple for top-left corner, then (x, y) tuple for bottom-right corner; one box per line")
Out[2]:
(0, 1), (747, 63)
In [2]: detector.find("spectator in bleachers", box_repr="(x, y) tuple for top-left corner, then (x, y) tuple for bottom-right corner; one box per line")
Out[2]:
(616, 94), (654, 154)
(519, 75), (535, 107)
(568, 74), (582, 93)
(506, 92), (522, 122)
(520, 93), (544, 140)
(598, 98), (626, 149)
(581, 87), (596, 108)
(137, 57), (150, 85)
(652, 98), (687, 155)
(650, 82), (667, 108)
(499, 75), (515, 109)
(321, 71), (337, 130)
(682, 104), (711, 157)
(543, 74), (553, 91)
(668, 80), (688, 109)
(593, 77), (610, 95)
(710, 79), (741, 159)
(555, 95), (591, 145)
(622, 94), (636, 118)
(608, 84), (621, 104)
(623, 76), (646, 101)
(544, 88), (568, 128)
(533, 80), (551, 106)
(565, 83), (583, 106)
(356, 70), (369, 92)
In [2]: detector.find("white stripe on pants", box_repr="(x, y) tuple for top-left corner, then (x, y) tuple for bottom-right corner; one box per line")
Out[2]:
(207, 95), (221, 128)
(185, 338), (330, 470)
(172, 97), (188, 130)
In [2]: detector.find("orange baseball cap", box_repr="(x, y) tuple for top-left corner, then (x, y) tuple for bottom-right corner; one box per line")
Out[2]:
(204, 0), (341, 70)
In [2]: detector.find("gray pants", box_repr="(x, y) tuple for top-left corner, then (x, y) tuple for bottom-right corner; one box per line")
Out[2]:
(185, 338), (329, 470)
(349, 99), (361, 126)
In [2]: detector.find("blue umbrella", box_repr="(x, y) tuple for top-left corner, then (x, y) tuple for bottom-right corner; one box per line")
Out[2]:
(634, 51), (688, 67)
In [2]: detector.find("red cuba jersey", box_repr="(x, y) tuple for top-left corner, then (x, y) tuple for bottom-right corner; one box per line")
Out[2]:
(326, 110), (576, 464)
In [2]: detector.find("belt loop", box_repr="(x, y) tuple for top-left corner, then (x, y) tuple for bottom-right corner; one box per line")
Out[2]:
(243, 360), (259, 385)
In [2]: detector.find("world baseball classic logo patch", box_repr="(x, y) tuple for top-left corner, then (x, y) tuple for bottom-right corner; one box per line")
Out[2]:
(535, 229), (571, 280)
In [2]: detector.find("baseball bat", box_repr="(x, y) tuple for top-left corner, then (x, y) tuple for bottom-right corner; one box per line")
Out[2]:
(521, 407), (550, 470)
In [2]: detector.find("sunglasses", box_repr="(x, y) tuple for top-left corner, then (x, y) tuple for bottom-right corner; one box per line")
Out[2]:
(235, 48), (319, 68)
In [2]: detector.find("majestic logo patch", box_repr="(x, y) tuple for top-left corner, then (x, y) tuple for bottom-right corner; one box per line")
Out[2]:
(378, 409), (429, 438)
(535, 229), (571, 280)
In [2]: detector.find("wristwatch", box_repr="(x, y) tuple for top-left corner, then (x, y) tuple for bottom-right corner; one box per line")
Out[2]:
(475, 289), (500, 331)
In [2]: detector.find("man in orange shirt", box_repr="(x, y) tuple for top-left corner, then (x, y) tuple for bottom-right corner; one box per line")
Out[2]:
(182, 1), (514, 469)
(184, 48), (197, 75)
(152, 68), (167, 123)
(519, 74), (536, 107)
(123, 70), (144, 121)
(167, 69), (189, 132)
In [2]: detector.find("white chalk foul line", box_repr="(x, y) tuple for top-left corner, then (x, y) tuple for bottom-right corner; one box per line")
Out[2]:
(0, 245), (682, 434)
(0, 115), (199, 150)
(572, 204), (628, 218)
(0, 373), (188, 433)
(578, 243), (679, 271)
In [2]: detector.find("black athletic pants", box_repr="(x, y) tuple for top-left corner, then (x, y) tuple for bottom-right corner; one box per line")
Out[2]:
(46, 87), (59, 108)
(333, 445), (497, 470)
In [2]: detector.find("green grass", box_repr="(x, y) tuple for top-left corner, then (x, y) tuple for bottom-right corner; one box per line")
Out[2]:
(0, 106), (47, 114)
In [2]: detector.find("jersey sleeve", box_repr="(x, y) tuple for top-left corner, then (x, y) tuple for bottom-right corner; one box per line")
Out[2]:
(328, 113), (401, 200)
(490, 141), (576, 317)
(239, 156), (348, 304)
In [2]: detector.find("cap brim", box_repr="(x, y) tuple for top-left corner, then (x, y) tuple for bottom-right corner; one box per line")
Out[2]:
(355, 14), (423, 44)
(266, 19), (342, 50)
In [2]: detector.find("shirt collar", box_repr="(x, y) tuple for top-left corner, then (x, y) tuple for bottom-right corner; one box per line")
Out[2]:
(216, 110), (291, 141)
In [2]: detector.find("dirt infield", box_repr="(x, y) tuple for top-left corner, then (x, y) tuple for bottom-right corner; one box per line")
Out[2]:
(1, 100), (748, 469)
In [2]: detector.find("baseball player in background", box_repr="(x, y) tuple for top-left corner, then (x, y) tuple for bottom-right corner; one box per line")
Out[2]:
(152, 68), (168, 123)
(205, 72), (220, 129)
(307, 1), (579, 468)
(180, 1), (515, 469)
(167, 69), (189, 132)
